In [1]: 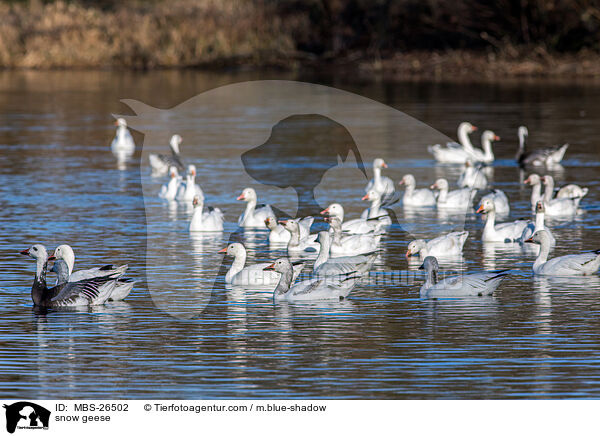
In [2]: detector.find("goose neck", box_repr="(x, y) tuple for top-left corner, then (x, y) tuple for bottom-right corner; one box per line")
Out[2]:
(458, 127), (474, 151)
(274, 267), (294, 297)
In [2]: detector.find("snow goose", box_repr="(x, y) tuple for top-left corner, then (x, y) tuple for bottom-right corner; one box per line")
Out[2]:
(524, 173), (543, 210)
(176, 165), (204, 202)
(110, 118), (135, 161)
(20, 244), (121, 307)
(541, 175), (582, 216)
(428, 122), (478, 163)
(189, 195), (224, 232)
(365, 158), (395, 197)
(399, 174), (436, 207)
(466, 130), (499, 163)
(264, 258), (359, 301)
(476, 198), (530, 242)
(326, 216), (382, 256)
(320, 203), (379, 235)
(516, 126), (569, 167)
(159, 166), (182, 200)
(419, 256), (509, 298)
(237, 187), (276, 229)
(313, 231), (377, 276)
(430, 178), (477, 210)
(219, 243), (304, 286)
(359, 190), (392, 226)
(519, 201), (556, 246)
(406, 231), (469, 258)
(264, 216), (313, 244)
(279, 219), (320, 253)
(457, 160), (488, 189)
(480, 189), (510, 216)
(525, 230), (600, 276)
(149, 134), (184, 175)
(50, 244), (133, 300)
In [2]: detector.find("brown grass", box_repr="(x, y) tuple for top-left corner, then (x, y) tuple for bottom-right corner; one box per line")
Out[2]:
(0, 0), (599, 78)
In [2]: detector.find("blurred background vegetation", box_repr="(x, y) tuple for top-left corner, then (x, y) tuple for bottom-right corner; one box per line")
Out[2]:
(1, 0), (599, 76)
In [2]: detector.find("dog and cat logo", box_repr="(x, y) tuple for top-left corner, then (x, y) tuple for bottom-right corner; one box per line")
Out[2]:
(3, 402), (50, 433)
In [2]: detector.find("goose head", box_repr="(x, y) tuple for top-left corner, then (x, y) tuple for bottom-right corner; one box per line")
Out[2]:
(373, 158), (387, 169)
(51, 244), (75, 275)
(418, 256), (439, 272)
(20, 244), (49, 261)
(192, 195), (202, 208)
(237, 187), (257, 202)
(458, 122), (477, 135)
(264, 216), (277, 230)
(535, 201), (546, 214)
(524, 173), (541, 186)
(482, 130), (500, 143)
(430, 178), (448, 191)
(168, 166), (179, 179)
(362, 189), (380, 202)
(187, 164), (196, 177)
(114, 118), (127, 128)
(399, 174), (416, 188)
(518, 126), (528, 141)
(263, 257), (292, 273)
(406, 240), (426, 257)
(169, 134), (182, 154)
(320, 203), (344, 220)
(525, 229), (551, 245)
(541, 175), (554, 186)
(476, 197), (495, 214)
(218, 242), (246, 257)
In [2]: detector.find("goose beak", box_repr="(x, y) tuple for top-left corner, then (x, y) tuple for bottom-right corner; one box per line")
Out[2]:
(494, 135), (501, 141)
(476, 205), (485, 214)
(361, 194), (369, 201)
(218, 247), (227, 253)
(278, 220), (288, 225)
(320, 208), (329, 215)
(113, 120), (119, 126)
(472, 126), (478, 131)
(524, 177), (530, 185)
(19, 249), (29, 256)
(430, 183), (437, 189)
(405, 250), (411, 258)
(382, 162), (388, 168)
(263, 263), (275, 271)
(399, 179), (405, 185)
(418, 263), (425, 270)
(47, 254), (56, 261)
(236, 194), (244, 201)
(264, 218), (270, 226)
(524, 237), (534, 244)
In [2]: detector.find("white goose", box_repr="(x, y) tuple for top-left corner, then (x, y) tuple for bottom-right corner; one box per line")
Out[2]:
(524, 173), (544, 210)
(219, 243), (303, 286)
(419, 256), (509, 298)
(406, 231), (468, 258)
(365, 158), (395, 198)
(158, 166), (181, 200)
(149, 134), (185, 175)
(399, 174), (437, 207)
(264, 258), (359, 301)
(428, 122), (478, 163)
(320, 203), (379, 235)
(110, 118), (135, 161)
(541, 175), (583, 216)
(279, 219), (320, 253)
(237, 187), (276, 229)
(519, 201), (555, 246)
(465, 130), (500, 163)
(477, 198), (530, 242)
(313, 231), (377, 276)
(264, 216), (313, 244)
(176, 165), (204, 202)
(480, 189), (510, 216)
(457, 160), (488, 189)
(525, 230), (600, 276)
(430, 178), (477, 210)
(189, 195), (224, 232)
(327, 216), (381, 256)
(359, 190), (392, 226)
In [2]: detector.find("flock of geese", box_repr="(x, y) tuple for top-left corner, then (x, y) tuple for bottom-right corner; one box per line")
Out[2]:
(21, 119), (599, 307)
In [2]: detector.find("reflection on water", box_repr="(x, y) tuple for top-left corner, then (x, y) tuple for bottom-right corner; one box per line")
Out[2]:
(1, 70), (600, 399)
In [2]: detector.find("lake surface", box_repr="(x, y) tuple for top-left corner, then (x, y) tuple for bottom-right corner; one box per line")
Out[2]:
(1, 70), (599, 399)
